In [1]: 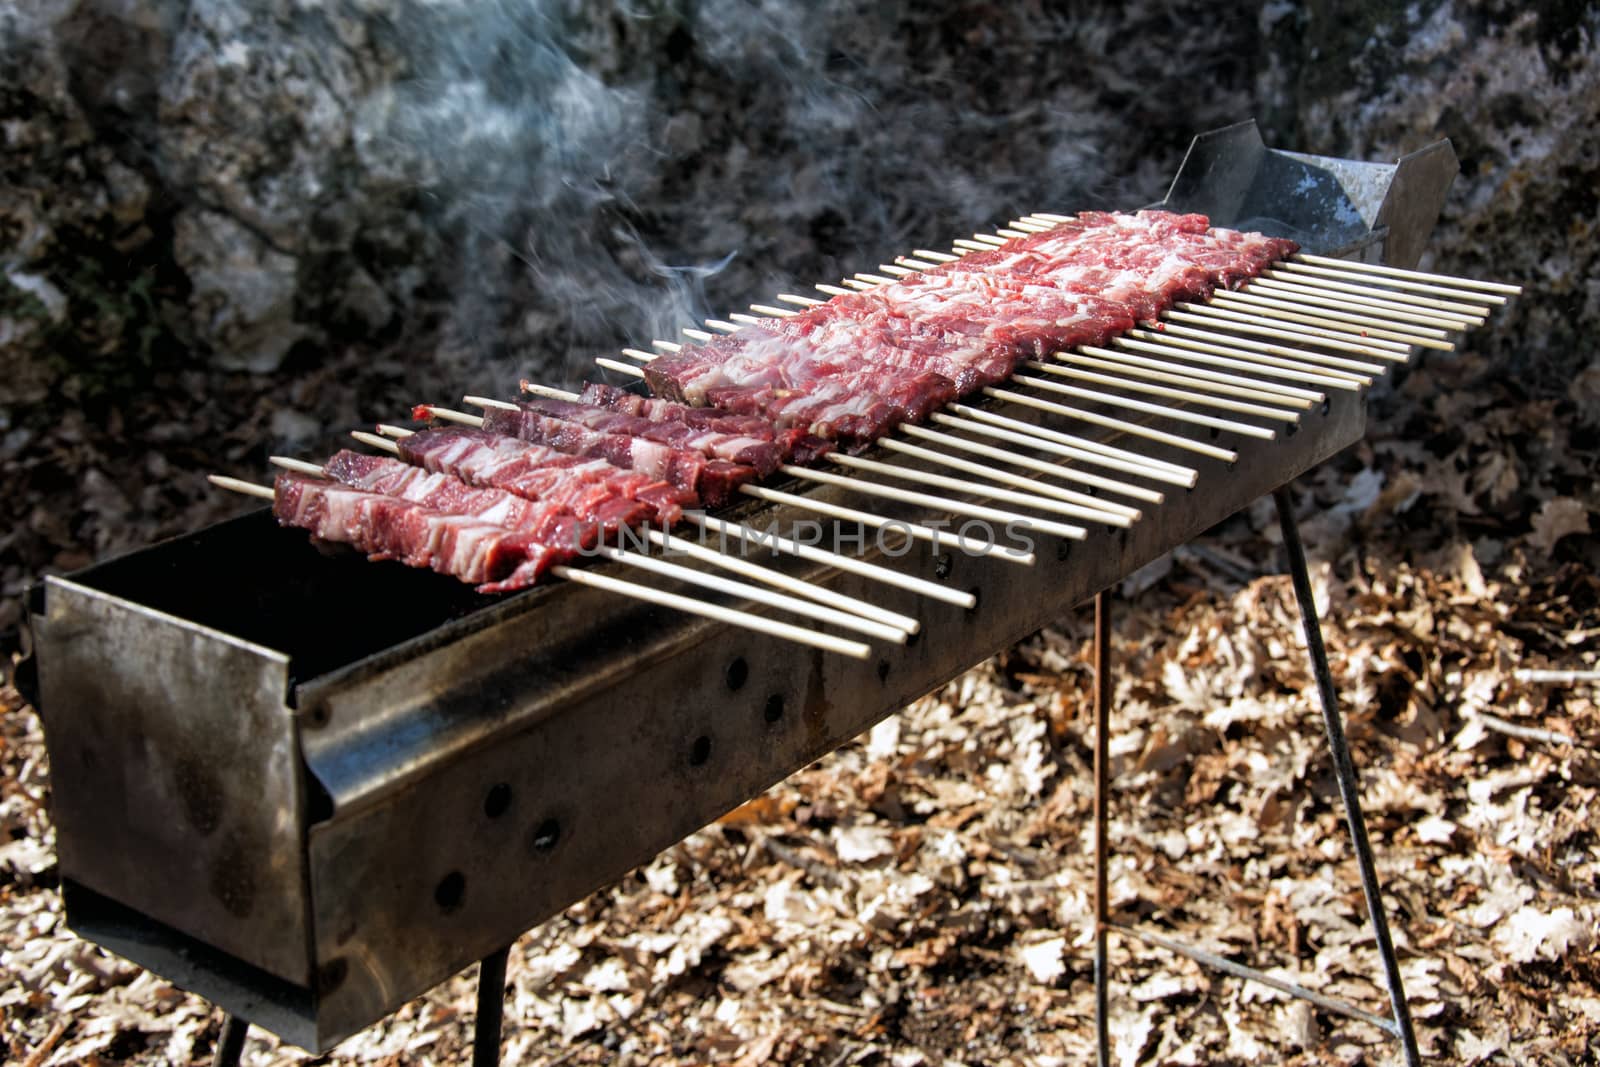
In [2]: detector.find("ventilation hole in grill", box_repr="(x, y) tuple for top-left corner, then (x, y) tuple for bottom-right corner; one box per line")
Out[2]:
(483, 783), (512, 820)
(689, 735), (713, 766)
(1321, 397), (1332, 417)
(726, 657), (749, 691)
(530, 819), (561, 853)
(877, 659), (891, 683)
(434, 871), (466, 913)
(905, 629), (921, 649)
(763, 694), (785, 724)
(1209, 426), (1222, 441)
(933, 554), (953, 580)
(1286, 420), (1299, 437)
(965, 586), (982, 616)
(1056, 540), (1072, 563)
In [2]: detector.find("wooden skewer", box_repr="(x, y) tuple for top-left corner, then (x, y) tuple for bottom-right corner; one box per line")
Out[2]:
(268, 453), (909, 642)
(898, 423), (1163, 505)
(995, 228), (1030, 240)
(651, 339), (683, 353)
(682, 328), (714, 342)
(1029, 212), (1073, 224)
(353, 430), (403, 453)
(520, 382), (579, 401)
(596, 357), (647, 377)
(1009, 219), (1053, 233)
(589, 541), (905, 643)
(1163, 309), (1410, 361)
(1021, 361), (1301, 423)
(1063, 349), (1323, 405)
(560, 564), (873, 657)
(1011, 370), (1288, 433)
(681, 513), (969, 608)
(1017, 364), (1280, 435)
(817, 283), (852, 296)
(1277, 260), (1508, 305)
(1293, 253), (1521, 295)
(1111, 334), (1364, 391)
(1211, 289), (1454, 348)
(952, 239), (993, 252)
(1244, 277), (1483, 330)
(856, 272), (895, 285)
(209, 474), (276, 500)
(464, 395), (517, 411)
(740, 483), (1036, 565)
(729, 313), (766, 326)
(620, 348), (657, 363)
(825, 451), (1129, 527)
(875, 437), (1139, 522)
(913, 249), (960, 263)
(208, 474), (872, 658)
(954, 401), (1212, 480)
(878, 264), (917, 277)
(896, 257), (938, 270)
(705, 319), (741, 333)
(750, 303), (796, 317)
(781, 464), (1088, 541)
(642, 527), (919, 633)
(418, 405), (486, 426)
(1257, 270), (1490, 319)
(1176, 302), (1414, 355)
(965, 390), (1233, 466)
(928, 411), (1204, 489)
(963, 397), (1204, 476)
(1133, 322), (1386, 377)
(777, 293), (825, 306)
(971, 234), (1007, 246)
(842, 278), (877, 291)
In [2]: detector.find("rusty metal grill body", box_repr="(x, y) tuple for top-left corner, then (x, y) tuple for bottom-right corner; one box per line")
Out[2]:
(20, 121), (1456, 1053)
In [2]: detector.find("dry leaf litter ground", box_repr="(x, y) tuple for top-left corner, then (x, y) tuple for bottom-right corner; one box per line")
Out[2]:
(3, 337), (1599, 1066)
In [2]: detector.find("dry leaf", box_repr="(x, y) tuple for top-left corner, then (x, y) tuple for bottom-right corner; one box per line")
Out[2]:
(1528, 497), (1591, 556)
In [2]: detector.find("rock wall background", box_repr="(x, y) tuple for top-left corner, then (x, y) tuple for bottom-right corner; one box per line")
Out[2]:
(0, 1), (1595, 624)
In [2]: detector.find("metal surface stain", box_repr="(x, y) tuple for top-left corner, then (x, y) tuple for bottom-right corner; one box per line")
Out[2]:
(173, 755), (223, 836)
(208, 832), (257, 919)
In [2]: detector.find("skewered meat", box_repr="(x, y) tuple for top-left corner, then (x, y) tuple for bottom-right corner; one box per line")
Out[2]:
(472, 404), (758, 508)
(273, 470), (568, 592)
(395, 426), (693, 526)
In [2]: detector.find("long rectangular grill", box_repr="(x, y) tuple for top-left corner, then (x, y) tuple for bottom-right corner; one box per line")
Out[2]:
(19, 121), (1511, 1052)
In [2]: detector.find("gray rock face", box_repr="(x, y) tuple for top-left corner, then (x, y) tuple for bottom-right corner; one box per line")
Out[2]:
(1258, 0), (1600, 387)
(3, 1), (1268, 388)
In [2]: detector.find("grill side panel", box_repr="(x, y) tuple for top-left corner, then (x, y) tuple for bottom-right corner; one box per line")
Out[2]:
(34, 581), (312, 987)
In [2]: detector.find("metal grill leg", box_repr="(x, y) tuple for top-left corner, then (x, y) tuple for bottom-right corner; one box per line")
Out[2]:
(473, 945), (511, 1067)
(1093, 590), (1112, 1067)
(212, 1014), (247, 1067)
(1273, 485), (1422, 1067)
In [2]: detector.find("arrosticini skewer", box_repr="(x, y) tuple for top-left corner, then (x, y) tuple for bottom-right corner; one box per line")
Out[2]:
(516, 383), (977, 610)
(520, 381), (1142, 521)
(609, 344), (1211, 479)
(268, 453), (910, 645)
(463, 397), (1125, 531)
(454, 396), (1088, 543)
(207, 474), (874, 659)
(374, 417), (1029, 569)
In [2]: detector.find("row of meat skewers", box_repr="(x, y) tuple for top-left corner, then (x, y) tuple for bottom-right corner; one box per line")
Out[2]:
(213, 211), (1518, 658)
